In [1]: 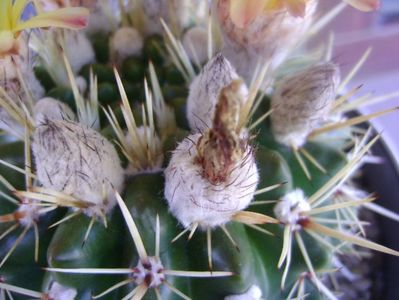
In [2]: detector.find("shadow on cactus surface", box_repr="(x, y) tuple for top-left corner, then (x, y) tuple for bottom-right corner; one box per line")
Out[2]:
(0, 0), (398, 299)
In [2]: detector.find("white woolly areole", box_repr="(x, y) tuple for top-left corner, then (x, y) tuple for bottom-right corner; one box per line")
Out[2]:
(182, 26), (209, 65)
(164, 134), (259, 228)
(133, 256), (165, 288)
(17, 203), (42, 228)
(271, 63), (340, 147)
(125, 126), (164, 175)
(32, 120), (124, 216)
(64, 31), (95, 74)
(110, 27), (143, 64)
(47, 282), (77, 300)
(225, 285), (262, 300)
(186, 54), (248, 133)
(34, 97), (76, 125)
(216, 0), (317, 82)
(274, 189), (311, 229)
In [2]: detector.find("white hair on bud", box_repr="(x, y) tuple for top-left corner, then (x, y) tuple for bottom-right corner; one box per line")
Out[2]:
(182, 26), (209, 65)
(186, 53), (248, 133)
(109, 27), (143, 65)
(34, 97), (76, 125)
(32, 120), (124, 216)
(47, 282), (77, 300)
(274, 189), (311, 230)
(64, 31), (95, 74)
(164, 134), (259, 229)
(225, 285), (262, 300)
(271, 62), (340, 147)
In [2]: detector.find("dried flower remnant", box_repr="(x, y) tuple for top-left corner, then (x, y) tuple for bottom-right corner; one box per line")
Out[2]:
(165, 81), (259, 228)
(187, 53), (248, 133)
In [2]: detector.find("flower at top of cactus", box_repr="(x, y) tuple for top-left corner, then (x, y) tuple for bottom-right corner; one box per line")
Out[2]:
(216, 0), (317, 82)
(0, 0), (89, 57)
(271, 62), (340, 148)
(186, 53), (248, 133)
(165, 80), (259, 229)
(31, 119), (124, 217)
(227, 0), (380, 28)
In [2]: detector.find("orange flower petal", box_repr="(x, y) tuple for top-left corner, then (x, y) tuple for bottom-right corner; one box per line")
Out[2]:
(343, 0), (380, 11)
(285, 0), (307, 17)
(229, 0), (268, 28)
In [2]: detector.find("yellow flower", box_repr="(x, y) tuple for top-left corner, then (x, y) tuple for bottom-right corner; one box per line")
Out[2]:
(228, 0), (380, 28)
(0, 0), (89, 56)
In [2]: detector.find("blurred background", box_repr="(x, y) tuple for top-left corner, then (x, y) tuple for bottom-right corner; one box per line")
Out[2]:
(317, 0), (399, 166)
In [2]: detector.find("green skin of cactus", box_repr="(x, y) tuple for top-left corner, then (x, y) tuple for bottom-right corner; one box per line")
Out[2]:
(0, 33), (348, 299)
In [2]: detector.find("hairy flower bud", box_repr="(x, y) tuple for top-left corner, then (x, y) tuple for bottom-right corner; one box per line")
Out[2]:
(186, 53), (248, 133)
(33, 97), (76, 125)
(32, 120), (124, 216)
(110, 27), (143, 65)
(271, 62), (340, 147)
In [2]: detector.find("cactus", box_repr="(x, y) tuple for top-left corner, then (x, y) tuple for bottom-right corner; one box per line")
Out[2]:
(1, 0), (398, 300)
